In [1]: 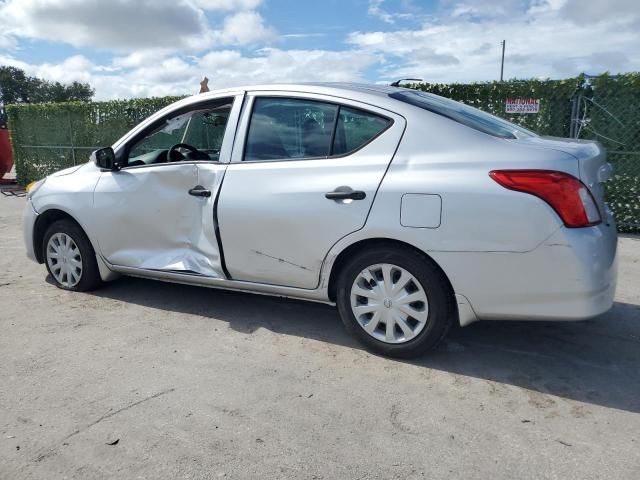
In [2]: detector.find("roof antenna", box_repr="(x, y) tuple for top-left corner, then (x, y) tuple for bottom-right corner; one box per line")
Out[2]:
(390, 78), (423, 87)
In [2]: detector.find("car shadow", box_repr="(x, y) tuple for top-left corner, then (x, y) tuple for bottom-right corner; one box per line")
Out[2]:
(87, 276), (640, 414)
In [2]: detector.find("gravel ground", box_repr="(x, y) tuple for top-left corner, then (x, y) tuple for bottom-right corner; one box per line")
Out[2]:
(1, 194), (639, 480)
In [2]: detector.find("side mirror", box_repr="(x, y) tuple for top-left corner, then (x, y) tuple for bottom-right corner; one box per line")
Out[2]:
(91, 147), (119, 171)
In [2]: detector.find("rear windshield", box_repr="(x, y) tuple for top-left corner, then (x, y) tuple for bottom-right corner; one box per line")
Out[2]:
(389, 90), (536, 139)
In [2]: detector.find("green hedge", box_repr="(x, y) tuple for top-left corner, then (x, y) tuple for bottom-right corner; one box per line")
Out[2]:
(408, 77), (584, 137)
(406, 74), (640, 231)
(7, 96), (184, 184)
(578, 73), (640, 153)
(6, 74), (640, 231)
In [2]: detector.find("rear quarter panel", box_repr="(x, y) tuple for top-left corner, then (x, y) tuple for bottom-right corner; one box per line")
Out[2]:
(365, 111), (580, 253)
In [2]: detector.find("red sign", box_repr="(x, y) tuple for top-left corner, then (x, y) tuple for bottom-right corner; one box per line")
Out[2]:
(505, 98), (540, 114)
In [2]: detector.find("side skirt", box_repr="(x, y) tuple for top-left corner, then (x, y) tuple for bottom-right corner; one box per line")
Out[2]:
(109, 264), (335, 306)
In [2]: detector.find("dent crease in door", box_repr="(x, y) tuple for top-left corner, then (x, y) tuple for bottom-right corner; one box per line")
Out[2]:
(145, 166), (226, 277)
(180, 163), (228, 277)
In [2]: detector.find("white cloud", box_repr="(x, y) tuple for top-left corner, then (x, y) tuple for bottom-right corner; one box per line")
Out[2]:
(443, 0), (530, 19)
(368, 0), (395, 23)
(1, 48), (380, 100)
(557, 0), (640, 25)
(0, 54), (94, 84)
(2, 0), (639, 101)
(34, 55), (96, 84)
(0, 0), (273, 52)
(105, 47), (379, 99)
(367, 0), (416, 24)
(112, 51), (174, 69)
(213, 11), (274, 45)
(192, 0), (263, 10)
(0, 55), (32, 71)
(0, 0), (209, 51)
(350, 0), (640, 82)
(198, 48), (379, 86)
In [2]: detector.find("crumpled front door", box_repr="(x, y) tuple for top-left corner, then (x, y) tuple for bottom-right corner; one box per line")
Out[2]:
(92, 162), (226, 277)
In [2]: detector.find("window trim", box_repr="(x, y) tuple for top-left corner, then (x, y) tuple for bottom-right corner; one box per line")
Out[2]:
(117, 96), (236, 170)
(330, 104), (394, 157)
(116, 159), (222, 171)
(328, 106), (339, 156)
(240, 96), (394, 164)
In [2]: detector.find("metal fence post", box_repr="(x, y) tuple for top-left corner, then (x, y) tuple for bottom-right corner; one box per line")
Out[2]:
(569, 94), (584, 139)
(68, 112), (76, 166)
(569, 95), (577, 138)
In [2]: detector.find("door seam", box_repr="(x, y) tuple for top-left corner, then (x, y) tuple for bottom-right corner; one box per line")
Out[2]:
(314, 118), (408, 289)
(213, 170), (231, 279)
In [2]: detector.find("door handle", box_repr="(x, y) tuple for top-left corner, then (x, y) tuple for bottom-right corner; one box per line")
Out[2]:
(325, 189), (366, 201)
(188, 185), (211, 198)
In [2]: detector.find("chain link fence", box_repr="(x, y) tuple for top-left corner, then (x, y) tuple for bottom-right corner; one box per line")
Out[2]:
(6, 74), (640, 231)
(569, 75), (640, 232)
(7, 97), (184, 183)
(410, 73), (639, 232)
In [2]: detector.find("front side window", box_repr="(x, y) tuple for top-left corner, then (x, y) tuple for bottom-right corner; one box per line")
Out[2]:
(244, 97), (393, 161)
(126, 100), (232, 167)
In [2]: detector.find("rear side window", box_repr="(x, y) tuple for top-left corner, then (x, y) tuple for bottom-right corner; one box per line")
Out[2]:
(333, 106), (392, 156)
(245, 98), (337, 161)
(244, 97), (393, 161)
(389, 90), (535, 139)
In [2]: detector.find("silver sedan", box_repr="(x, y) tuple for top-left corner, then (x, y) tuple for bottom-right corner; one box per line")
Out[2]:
(23, 83), (618, 357)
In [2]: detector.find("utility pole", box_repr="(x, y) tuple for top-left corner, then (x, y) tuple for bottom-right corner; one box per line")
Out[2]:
(500, 40), (506, 81)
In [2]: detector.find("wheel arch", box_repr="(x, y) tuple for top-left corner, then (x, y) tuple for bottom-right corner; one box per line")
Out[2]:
(326, 237), (456, 304)
(33, 207), (118, 282)
(33, 209), (86, 263)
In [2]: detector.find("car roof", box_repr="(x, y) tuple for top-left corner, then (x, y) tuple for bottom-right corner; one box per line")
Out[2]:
(194, 82), (412, 113)
(203, 82), (398, 96)
(112, 83), (416, 151)
(292, 82), (401, 97)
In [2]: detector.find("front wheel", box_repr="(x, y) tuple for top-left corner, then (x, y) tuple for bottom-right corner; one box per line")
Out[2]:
(336, 247), (455, 358)
(43, 219), (102, 292)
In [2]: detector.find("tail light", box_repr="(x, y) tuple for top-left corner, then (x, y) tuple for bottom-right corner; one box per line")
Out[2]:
(489, 170), (601, 228)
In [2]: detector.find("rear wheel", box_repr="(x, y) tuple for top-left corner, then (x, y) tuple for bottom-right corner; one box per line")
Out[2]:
(336, 247), (454, 358)
(43, 219), (102, 292)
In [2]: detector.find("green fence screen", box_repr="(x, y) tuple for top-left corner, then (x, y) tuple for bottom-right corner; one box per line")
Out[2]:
(6, 73), (640, 231)
(7, 96), (184, 184)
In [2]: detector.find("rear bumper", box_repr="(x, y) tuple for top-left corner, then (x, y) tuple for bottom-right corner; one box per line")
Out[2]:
(433, 212), (618, 322)
(23, 199), (39, 263)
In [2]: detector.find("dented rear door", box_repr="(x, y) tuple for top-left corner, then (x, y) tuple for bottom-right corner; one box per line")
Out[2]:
(217, 92), (406, 289)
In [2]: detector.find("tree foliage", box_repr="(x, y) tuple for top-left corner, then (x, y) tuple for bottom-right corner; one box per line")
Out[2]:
(0, 66), (94, 104)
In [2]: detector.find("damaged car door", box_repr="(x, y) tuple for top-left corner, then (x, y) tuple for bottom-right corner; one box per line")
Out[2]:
(92, 96), (240, 277)
(217, 93), (405, 289)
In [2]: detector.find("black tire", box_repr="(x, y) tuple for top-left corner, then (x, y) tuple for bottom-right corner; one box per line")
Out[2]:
(336, 246), (455, 358)
(42, 219), (102, 292)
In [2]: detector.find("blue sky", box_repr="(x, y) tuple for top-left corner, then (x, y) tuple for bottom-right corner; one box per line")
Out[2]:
(0, 0), (638, 99)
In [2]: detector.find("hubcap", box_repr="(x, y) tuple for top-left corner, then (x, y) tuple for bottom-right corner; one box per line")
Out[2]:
(46, 233), (83, 288)
(350, 263), (429, 344)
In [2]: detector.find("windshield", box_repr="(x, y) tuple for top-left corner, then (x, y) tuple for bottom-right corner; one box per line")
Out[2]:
(389, 90), (536, 139)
